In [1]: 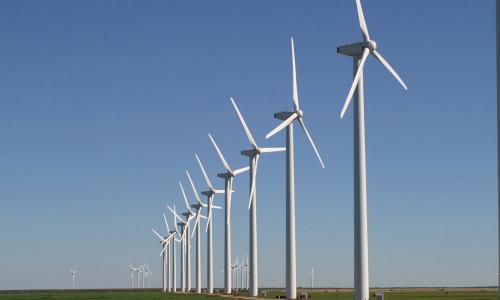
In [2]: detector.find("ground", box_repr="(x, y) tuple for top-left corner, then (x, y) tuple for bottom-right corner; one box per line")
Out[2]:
(0, 288), (496, 300)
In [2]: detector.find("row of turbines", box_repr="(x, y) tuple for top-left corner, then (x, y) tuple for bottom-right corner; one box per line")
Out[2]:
(152, 0), (407, 299)
(128, 263), (152, 289)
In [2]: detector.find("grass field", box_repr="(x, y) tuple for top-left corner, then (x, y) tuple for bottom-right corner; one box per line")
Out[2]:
(261, 289), (497, 300)
(0, 289), (496, 300)
(0, 290), (218, 300)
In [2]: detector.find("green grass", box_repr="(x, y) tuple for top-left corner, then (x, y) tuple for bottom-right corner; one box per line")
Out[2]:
(0, 289), (496, 300)
(262, 289), (497, 300)
(0, 290), (222, 300)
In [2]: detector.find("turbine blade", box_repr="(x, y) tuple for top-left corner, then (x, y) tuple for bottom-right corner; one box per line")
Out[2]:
(179, 182), (193, 213)
(230, 97), (258, 148)
(163, 213), (171, 232)
(265, 112), (298, 139)
(247, 154), (260, 209)
(186, 171), (203, 205)
(195, 154), (213, 190)
(160, 244), (168, 256)
(208, 133), (232, 173)
(205, 198), (213, 232)
(291, 37), (299, 110)
(233, 166), (250, 176)
(152, 229), (165, 241)
(355, 0), (370, 42)
(191, 217), (199, 239)
(371, 50), (408, 90)
(212, 205), (222, 209)
(259, 147), (286, 153)
(167, 205), (186, 224)
(340, 48), (369, 119)
(298, 118), (325, 169)
(199, 214), (208, 219)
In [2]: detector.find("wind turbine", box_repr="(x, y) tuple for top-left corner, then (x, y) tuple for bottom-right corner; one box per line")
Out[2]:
(167, 204), (183, 293)
(229, 97), (286, 297)
(168, 204), (188, 292)
(140, 264), (146, 288)
(195, 154), (224, 294)
(186, 170), (208, 294)
(242, 256), (248, 290)
(128, 264), (137, 288)
(232, 257), (239, 293)
(309, 268), (315, 289)
(152, 213), (175, 293)
(208, 133), (249, 294)
(265, 37), (325, 300)
(337, 1), (407, 299)
(68, 268), (78, 289)
(129, 263), (140, 288)
(145, 264), (152, 288)
(180, 182), (196, 292)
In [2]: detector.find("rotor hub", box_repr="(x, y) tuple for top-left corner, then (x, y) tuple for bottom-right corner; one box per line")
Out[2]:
(367, 40), (377, 51)
(297, 109), (304, 118)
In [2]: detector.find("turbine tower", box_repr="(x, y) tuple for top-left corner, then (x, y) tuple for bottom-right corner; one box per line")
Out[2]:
(186, 170), (208, 294)
(229, 97), (285, 297)
(266, 37), (325, 300)
(208, 133), (249, 294)
(68, 268), (78, 289)
(337, 1), (407, 299)
(195, 154), (224, 294)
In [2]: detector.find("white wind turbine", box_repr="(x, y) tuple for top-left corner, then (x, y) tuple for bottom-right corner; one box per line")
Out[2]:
(309, 268), (315, 289)
(145, 264), (152, 288)
(129, 263), (141, 288)
(168, 204), (188, 292)
(186, 170), (208, 294)
(152, 213), (175, 293)
(265, 37), (325, 300)
(128, 264), (136, 288)
(167, 204), (183, 293)
(179, 181), (196, 292)
(208, 133), (249, 294)
(68, 268), (78, 289)
(229, 97), (286, 297)
(337, 1), (407, 299)
(195, 154), (224, 294)
(232, 256), (239, 292)
(141, 264), (146, 288)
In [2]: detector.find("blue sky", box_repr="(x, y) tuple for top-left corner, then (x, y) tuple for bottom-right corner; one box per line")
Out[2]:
(0, 0), (497, 290)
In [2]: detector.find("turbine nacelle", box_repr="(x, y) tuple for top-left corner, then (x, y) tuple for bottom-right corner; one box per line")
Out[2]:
(191, 203), (202, 210)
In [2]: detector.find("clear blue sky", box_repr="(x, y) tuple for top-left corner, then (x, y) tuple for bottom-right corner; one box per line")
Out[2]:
(0, 0), (497, 290)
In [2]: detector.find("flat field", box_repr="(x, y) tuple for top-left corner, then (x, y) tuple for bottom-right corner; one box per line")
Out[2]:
(261, 288), (497, 300)
(0, 290), (218, 300)
(0, 289), (497, 300)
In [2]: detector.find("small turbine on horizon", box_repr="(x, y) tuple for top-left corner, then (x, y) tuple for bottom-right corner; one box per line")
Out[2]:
(68, 268), (78, 289)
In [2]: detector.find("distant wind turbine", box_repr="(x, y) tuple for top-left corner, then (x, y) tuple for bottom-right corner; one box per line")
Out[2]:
(68, 268), (78, 289)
